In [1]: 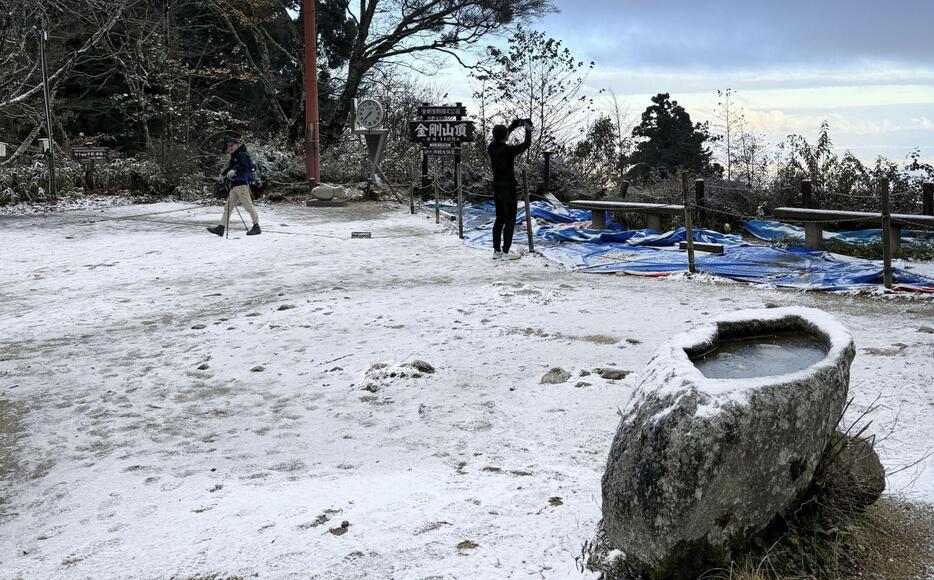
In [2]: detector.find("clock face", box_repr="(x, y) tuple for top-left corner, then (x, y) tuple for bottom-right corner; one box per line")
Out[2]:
(356, 99), (384, 129)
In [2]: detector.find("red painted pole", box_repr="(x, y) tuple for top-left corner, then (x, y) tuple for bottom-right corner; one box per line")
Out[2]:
(304, 0), (320, 185)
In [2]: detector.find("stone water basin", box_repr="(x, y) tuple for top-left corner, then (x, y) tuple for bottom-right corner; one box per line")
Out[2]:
(601, 306), (855, 576)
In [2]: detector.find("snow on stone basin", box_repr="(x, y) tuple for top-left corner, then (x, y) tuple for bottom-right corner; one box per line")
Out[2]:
(626, 306), (854, 419)
(0, 202), (932, 579)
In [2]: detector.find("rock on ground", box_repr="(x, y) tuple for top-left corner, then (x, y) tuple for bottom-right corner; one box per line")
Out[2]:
(601, 307), (855, 577)
(540, 367), (571, 384)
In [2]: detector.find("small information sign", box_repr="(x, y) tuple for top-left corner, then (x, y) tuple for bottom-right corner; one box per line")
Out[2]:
(72, 147), (108, 162)
(417, 105), (467, 118)
(423, 145), (459, 156)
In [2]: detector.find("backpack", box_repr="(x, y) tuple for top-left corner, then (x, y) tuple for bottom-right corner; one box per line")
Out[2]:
(249, 160), (265, 197)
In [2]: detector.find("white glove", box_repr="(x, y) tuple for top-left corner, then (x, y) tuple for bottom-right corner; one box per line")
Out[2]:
(226, 169), (235, 180)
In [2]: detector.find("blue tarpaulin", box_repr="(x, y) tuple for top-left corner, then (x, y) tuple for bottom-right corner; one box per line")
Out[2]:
(447, 201), (934, 292)
(743, 219), (933, 245)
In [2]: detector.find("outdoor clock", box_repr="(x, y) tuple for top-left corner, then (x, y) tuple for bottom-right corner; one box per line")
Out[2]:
(356, 98), (385, 129)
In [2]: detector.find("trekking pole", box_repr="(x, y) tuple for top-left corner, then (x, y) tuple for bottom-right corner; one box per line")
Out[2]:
(224, 190), (231, 239)
(236, 206), (248, 231)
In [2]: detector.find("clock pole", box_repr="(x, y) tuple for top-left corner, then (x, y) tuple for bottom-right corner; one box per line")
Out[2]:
(303, 0), (320, 185)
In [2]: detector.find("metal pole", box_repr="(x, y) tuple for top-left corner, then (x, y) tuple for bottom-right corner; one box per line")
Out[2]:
(38, 22), (56, 202)
(880, 179), (893, 290)
(303, 0), (320, 184)
(682, 172), (696, 274)
(923, 182), (933, 216)
(523, 169), (534, 253)
(456, 149), (463, 239)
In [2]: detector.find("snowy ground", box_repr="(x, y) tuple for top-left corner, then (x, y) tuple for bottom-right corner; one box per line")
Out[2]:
(1, 201), (933, 579)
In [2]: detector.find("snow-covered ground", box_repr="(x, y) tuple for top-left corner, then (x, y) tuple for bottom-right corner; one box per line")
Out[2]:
(1, 201), (932, 579)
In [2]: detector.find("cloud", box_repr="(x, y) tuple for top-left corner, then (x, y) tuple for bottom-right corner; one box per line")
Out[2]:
(545, 0), (934, 71)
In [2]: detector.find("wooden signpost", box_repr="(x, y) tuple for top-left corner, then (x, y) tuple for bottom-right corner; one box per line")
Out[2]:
(72, 147), (109, 192)
(408, 104), (475, 239)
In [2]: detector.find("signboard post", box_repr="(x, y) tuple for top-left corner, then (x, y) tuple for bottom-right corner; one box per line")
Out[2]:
(409, 103), (474, 235)
(72, 147), (108, 192)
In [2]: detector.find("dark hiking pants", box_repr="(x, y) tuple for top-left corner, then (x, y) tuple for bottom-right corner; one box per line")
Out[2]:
(492, 182), (518, 253)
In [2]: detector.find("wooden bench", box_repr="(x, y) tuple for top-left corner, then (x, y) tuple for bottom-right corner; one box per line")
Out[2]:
(771, 207), (934, 254)
(569, 200), (684, 230)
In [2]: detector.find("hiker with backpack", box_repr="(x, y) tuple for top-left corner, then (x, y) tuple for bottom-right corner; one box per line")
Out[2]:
(207, 136), (261, 236)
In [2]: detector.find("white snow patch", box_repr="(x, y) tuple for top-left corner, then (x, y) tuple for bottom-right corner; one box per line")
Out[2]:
(0, 202), (931, 577)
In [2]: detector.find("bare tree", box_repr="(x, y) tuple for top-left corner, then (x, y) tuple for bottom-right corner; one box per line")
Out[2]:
(318, 0), (555, 150)
(471, 25), (596, 164)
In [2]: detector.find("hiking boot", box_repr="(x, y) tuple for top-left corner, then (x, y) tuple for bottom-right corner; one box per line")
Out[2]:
(207, 225), (225, 236)
(247, 224), (262, 236)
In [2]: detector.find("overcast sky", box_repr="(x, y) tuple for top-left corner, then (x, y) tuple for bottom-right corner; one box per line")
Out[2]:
(436, 0), (934, 163)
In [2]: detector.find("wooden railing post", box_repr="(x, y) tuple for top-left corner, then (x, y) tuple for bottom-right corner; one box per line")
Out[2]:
(880, 179), (893, 289)
(456, 150), (463, 239)
(409, 161), (416, 214)
(542, 151), (552, 199)
(923, 182), (933, 216)
(694, 178), (705, 227)
(682, 172), (696, 274)
(433, 163), (440, 225)
(801, 179), (813, 208)
(619, 179), (630, 198)
(523, 169), (535, 253)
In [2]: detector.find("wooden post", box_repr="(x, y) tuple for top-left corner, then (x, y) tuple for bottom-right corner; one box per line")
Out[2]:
(619, 180), (630, 198)
(694, 178), (705, 227)
(433, 162), (440, 225)
(801, 179), (812, 209)
(456, 148), (464, 239)
(409, 160), (415, 214)
(523, 169), (534, 253)
(682, 172), (696, 274)
(420, 103), (429, 197)
(923, 182), (933, 216)
(880, 179), (893, 290)
(542, 151), (552, 199)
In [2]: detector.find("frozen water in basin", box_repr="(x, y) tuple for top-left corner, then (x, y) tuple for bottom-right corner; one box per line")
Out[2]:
(690, 332), (828, 380)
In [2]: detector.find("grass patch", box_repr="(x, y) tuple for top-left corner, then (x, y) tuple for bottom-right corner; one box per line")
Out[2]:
(702, 496), (934, 580)
(773, 235), (934, 261)
(822, 239), (934, 261)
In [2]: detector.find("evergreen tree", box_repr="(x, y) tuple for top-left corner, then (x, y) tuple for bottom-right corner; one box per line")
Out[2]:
(626, 93), (713, 180)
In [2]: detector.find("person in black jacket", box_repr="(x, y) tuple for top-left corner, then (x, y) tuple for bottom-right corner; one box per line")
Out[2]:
(487, 119), (532, 259)
(207, 137), (261, 236)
